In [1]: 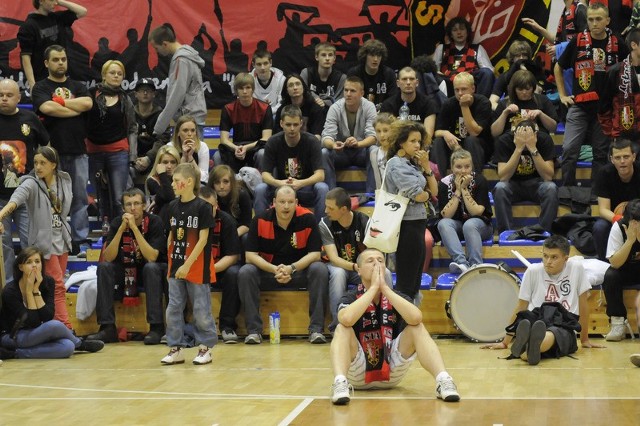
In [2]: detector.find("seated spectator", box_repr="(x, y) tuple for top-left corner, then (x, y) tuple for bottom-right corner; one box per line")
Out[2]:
(380, 66), (438, 141)
(437, 149), (493, 274)
(238, 186), (328, 344)
(132, 77), (171, 178)
(321, 76), (378, 193)
(146, 145), (180, 221)
(347, 39), (397, 108)
(330, 248), (459, 405)
(489, 41), (546, 110)
(273, 74), (325, 138)
(431, 72), (493, 175)
(491, 70), (558, 138)
(216, 72), (273, 172)
(493, 120), (558, 232)
(198, 187), (242, 344)
(167, 115), (211, 183)
(250, 49), (286, 114)
(255, 105), (327, 220)
(0, 247), (103, 359)
(602, 198), (640, 342)
(433, 17), (495, 98)
(300, 42), (346, 109)
(410, 54), (448, 105)
(86, 188), (168, 345)
(320, 187), (372, 331)
(593, 139), (640, 261)
(370, 112), (396, 190)
(208, 165), (252, 237)
(481, 235), (602, 364)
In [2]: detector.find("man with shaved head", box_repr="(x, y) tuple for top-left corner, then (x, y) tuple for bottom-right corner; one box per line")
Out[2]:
(0, 79), (49, 282)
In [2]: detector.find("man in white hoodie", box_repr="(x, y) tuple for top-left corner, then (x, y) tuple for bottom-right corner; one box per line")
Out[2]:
(148, 24), (206, 138)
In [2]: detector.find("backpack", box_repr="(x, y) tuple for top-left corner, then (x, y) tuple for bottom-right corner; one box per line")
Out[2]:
(419, 72), (448, 109)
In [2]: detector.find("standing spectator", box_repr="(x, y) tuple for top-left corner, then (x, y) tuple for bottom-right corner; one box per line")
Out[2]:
(273, 74), (325, 138)
(216, 73), (273, 172)
(431, 72), (492, 175)
(321, 76), (378, 193)
(0, 79), (49, 283)
(554, 3), (625, 186)
(347, 39), (397, 108)
(300, 42), (346, 109)
(208, 165), (252, 237)
(0, 247), (103, 359)
(31, 45), (93, 257)
(437, 149), (493, 274)
(198, 186), (242, 344)
(146, 145), (179, 221)
(384, 121), (438, 300)
(149, 24), (206, 137)
(86, 60), (137, 220)
(167, 115), (211, 183)
(86, 188), (167, 345)
(250, 49), (286, 114)
(493, 120), (558, 233)
(162, 164), (217, 365)
(238, 186), (328, 344)
(369, 112), (396, 190)
(0, 147), (72, 328)
(592, 139), (640, 261)
(254, 105), (328, 221)
(18, 0), (87, 90)
(433, 17), (495, 98)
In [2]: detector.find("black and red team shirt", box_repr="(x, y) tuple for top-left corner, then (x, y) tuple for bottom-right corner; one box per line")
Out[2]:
(167, 197), (216, 284)
(220, 98), (273, 143)
(246, 205), (321, 265)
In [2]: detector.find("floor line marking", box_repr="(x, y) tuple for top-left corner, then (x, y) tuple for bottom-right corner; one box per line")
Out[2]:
(278, 398), (314, 426)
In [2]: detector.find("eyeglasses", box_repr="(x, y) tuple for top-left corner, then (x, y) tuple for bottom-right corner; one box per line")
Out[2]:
(124, 201), (144, 208)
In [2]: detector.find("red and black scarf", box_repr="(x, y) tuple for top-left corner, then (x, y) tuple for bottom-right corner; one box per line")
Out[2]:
(122, 215), (149, 303)
(355, 283), (394, 383)
(573, 29), (618, 103)
(441, 44), (479, 79)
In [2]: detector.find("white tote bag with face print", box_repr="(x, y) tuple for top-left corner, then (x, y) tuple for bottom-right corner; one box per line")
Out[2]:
(363, 173), (409, 253)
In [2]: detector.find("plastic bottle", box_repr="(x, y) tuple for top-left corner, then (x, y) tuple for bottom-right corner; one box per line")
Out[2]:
(269, 311), (281, 344)
(399, 102), (410, 120)
(102, 216), (110, 237)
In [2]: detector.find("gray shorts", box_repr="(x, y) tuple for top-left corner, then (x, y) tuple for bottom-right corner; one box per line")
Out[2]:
(347, 331), (417, 390)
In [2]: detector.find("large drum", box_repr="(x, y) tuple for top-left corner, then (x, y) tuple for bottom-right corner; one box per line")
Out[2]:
(446, 264), (520, 342)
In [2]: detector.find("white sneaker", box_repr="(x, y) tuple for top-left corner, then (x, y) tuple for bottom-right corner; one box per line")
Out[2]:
(331, 378), (353, 405)
(222, 329), (239, 344)
(605, 316), (631, 342)
(244, 333), (262, 344)
(436, 376), (460, 402)
(161, 347), (184, 365)
(449, 262), (469, 274)
(193, 345), (212, 365)
(309, 332), (327, 344)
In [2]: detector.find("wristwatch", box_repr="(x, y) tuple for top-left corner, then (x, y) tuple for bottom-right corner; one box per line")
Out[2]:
(32, 291), (42, 296)
(290, 264), (297, 274)
(530, 149), (539, 157)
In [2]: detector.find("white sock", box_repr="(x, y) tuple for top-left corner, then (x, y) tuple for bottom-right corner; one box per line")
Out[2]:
(334, 374), (347, 383)
(436, 371), (451, 382)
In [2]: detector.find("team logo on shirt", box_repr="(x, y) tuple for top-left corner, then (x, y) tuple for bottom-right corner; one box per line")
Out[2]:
(621, 105), (634, 130)
(177, 228), (184, 240)
(290, 232), (298, 248)
(54, 87), (72, 99)
(20, 124), (30, 136)
(578, 69), (591, 91)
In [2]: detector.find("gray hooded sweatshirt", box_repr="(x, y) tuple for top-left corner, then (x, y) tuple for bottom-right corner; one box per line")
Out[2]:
(10, 171), (72, 258)
(153, 45), (207, 135)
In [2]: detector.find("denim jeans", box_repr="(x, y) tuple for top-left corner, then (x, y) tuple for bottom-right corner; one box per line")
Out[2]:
(59, 154), (89, 242)
(96, 261), (167, 327)
(493, 179), (558, 232)
(0, 198), (29, 283)
(561, 104), (608, 186)
(0, 320), (80, 359)
(166, 278), (217, 348)
(238, 262), (328, 334)
(593, 218), (612, 262)
(88, 151), (130, 219)
(322, 146), (375, 193)
(437, 217), (493, 267)
(253, 182), (329, 222)
(327, 264), (362, 331)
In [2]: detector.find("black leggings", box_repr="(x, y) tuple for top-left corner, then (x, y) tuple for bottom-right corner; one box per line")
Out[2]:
(394, 219), (427, 298)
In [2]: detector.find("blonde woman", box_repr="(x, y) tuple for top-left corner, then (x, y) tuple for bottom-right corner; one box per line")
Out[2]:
(146, 145), (180, 219)
(167, 115), (211, 183)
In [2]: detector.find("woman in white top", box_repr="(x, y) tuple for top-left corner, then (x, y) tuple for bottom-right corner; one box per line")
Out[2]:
(167, 115), (210, 183)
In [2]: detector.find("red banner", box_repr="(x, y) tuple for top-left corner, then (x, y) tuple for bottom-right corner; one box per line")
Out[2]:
(1, 0), (552, 107)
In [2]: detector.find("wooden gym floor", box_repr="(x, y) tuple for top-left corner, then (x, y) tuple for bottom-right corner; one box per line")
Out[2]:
(1, 335), (639, 425)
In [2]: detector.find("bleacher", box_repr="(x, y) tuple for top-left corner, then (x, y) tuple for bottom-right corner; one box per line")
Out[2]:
(63, 112), (640, 339)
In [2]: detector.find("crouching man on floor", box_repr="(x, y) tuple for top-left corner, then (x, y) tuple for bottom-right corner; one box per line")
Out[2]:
(481, 235), (604, 363)
(330, 248), (460, 405)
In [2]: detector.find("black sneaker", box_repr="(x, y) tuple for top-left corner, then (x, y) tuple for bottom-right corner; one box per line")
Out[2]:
(0, 347), (16, 360)
(77, 338), (105, 353)
(144, 329), (163, 345)
(86, 325), (118, 343)
(510, 319), (531, 358)
(527, 320), (546, 366)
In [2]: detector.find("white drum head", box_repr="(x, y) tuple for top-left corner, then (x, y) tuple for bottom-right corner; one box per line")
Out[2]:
(449, 265), (520, 342)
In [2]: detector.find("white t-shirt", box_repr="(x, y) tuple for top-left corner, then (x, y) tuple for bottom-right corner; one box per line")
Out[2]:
(519, 257), (590, 315)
